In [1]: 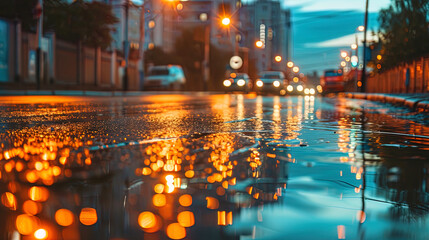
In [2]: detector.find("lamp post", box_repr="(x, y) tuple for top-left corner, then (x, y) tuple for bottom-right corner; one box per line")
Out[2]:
(351, 26), (364, 91)
(360, 0), (369, 92)
(35, 0), (43, 90)
(221, 16), (238, 56)
(123, 0), (130, 91)
(201, 13), (210, 91)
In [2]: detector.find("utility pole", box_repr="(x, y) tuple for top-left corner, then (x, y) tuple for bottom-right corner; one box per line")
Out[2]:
(123, 0), (130, 91)
(203, 24), (210, 91)
(360, 0), (369, 93)
(35, 0), (43, 90)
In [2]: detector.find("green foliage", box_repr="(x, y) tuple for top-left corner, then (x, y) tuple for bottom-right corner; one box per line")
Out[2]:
(45, 0), (118, 49)
(0, 0), (118, 49)
(0, 0), (38, 31)
(378, 0), (429, 69)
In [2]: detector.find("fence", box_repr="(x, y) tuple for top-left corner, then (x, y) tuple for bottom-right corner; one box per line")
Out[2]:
(367, 57), (429, 93)
(0, 18), (142, 91)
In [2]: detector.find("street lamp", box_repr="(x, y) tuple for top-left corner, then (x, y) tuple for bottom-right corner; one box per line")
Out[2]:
(274, 55), (282, 62)
(361, 0), (369, 93)
(340, 51), (348, 58)
(221, 17), (231, 26)
(287, 61), (294, 68)
(35, 0), (43, 90)
(220, 16), (240, 58)
(255, 40), (264, 48)
(292, 66), (299, 73)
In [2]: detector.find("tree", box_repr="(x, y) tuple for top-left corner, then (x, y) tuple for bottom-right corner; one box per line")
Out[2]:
(378, 0), (429, 69)
(174, 28), (232, 91)
(144, 28), (232, 91)
(0, 0), (38, 31)
(0, 0), (118, 49)
(45, 0), (118, 49)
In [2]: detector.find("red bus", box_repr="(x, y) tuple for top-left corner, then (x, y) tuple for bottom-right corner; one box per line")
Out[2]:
(320, 69), (344, 94)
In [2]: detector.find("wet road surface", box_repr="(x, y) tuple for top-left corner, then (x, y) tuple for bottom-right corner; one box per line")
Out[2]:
(1, 94), (429, 240)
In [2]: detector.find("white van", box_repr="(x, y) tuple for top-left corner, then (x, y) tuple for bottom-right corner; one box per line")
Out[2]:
(144, 65), (186, 91)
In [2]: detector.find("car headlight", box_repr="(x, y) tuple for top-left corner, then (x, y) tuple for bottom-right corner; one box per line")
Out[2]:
(304, 88), (310, 94)
(273, 81), (280, 87)
(297, 85), (303, 92)
(223, 80), (232, 87)
(309, 88), (315, 95)
(287, 85), (293, 92)
(237, 79), (245, 87)
(256, 80), (264, 87)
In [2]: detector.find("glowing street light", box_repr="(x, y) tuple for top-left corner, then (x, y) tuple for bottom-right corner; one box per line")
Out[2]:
(255, 40), (264, 48)
(357, 26), (365, 32)
(287, 61), (294, 68)
(221, 17), (231, 26)
(292, 66), (299, 73)
(274, 55), (282, 62)
(340, 51), (348, 58)
(351, 43), (358, 50)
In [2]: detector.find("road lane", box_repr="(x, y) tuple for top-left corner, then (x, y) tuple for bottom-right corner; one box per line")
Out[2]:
(0, 94), (428, 239)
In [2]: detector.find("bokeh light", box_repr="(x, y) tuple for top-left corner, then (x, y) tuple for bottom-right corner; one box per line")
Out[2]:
(34, 228), (48, 240)
(16, 214), (38, 235)
(55, 209), (75, 227)
(79, 208), (98, 226)
(177, 211), (195, 227)
(179, 194), (192, 207)
(166, 223), (186, 239)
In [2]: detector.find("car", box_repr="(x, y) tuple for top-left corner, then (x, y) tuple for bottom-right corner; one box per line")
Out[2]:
(144, 65), (186, 91)
(286, 81), (317, 96)
(286, 80), (305, 95)
(223, 73), (252, 93)
(320, 69), (344, 94)
(255, 71), (287, 95)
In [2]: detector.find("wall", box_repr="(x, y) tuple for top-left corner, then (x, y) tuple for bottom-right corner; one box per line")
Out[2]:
(0, 18), (141, 91)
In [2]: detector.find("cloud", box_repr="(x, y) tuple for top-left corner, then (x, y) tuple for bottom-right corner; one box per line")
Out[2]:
(283, 0), (391, 12)
(304, 32), (379, 48)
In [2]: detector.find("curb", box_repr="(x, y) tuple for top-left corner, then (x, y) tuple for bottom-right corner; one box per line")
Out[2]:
(346, 92), (429, 111)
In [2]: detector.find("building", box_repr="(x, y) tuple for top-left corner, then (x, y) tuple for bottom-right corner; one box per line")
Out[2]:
(144, 0), (239, 54)
(240, 0), (292, 74)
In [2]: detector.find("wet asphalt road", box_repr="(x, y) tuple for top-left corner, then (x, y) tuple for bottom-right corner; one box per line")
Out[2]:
(1, 93), (429, 240)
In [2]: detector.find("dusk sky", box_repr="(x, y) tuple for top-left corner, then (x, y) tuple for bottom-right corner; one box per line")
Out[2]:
(235, 0), (392, 75)
(283, 0), (392, 75)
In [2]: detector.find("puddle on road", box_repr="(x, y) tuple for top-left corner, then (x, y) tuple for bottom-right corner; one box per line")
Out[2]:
(0, 95), (429, 240)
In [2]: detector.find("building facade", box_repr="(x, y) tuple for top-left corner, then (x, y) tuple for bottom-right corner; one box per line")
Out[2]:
(240, 0), (292, 74)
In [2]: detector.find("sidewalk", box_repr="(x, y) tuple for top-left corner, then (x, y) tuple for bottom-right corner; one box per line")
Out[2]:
(346, 92), (429, 111)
